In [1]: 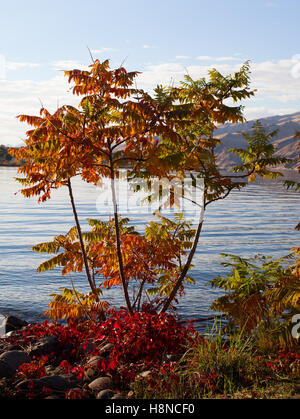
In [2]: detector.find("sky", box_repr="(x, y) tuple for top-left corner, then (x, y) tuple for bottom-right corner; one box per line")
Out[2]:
(1, 0), (300, 146)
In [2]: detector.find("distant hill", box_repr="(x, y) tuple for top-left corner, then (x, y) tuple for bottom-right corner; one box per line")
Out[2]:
(215, 112), (300, 175)
(0, 145), (20, 166)
(1, 111), (300, 176)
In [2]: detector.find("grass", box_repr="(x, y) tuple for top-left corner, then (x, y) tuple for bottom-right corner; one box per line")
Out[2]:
(131, 323), (300, 399)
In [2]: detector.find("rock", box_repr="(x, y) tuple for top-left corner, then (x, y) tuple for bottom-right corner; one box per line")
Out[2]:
(84, 356), (104, 382)
(4, 316), (28, 333)
(99, 343), (114, 357)
(83, 367), (97, 383)
(37, 375), (75, 391)
(16, 375), (76, 392)
(0, 360), (14, 378)
(88, 376), (113, 392)
(84, 356), (103, 381)
(96, 389), (114, 399)
(0, 350), (30, 373)
(27, 336), (58, 357)
(4, 345), (23, 352)
(87, 355), (103, 368)
(52, 366), (66, 376)
(60, 374), (79, 386)
(100, 343), (114, 351)
(0, 344), (7, 355)
(0, 343), (23, 356)
(45, 365), (56, 375)
(14, 380), (28, 390)
(135, 370), (151, 381)
(111, 393), (126, 399)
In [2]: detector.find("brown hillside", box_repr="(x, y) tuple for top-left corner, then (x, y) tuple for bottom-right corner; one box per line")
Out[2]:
(215, 111), (300, 171)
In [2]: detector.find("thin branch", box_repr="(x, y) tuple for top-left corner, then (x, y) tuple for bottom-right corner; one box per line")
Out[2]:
(130, 248), (158, 311)
(160, 203), (205, 313)
(87, 46), (95, 64)
(204, 187), (233, 208)
(45, 116), (77, 142)
(68, 274), (95, 323)
(119, 56), (129, 68)
(67, 178), (97, 298)
(108, 140), (133, 313)
(112, 156), (146, 166)
(182, 195), (202, 207)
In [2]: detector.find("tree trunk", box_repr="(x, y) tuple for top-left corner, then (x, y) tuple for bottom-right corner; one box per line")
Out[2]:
(67, 178), (98, 297)
(109, 165), (133, 313)
(160, 203), (204, 313)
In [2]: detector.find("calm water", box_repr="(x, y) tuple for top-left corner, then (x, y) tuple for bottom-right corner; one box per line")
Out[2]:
(0, 166), (299, 326)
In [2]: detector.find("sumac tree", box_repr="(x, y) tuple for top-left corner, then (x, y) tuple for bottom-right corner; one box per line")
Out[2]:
(9, 59), (291, 318)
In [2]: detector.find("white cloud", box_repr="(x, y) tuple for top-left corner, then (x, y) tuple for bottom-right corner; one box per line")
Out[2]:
(251, 59), (300, 102)
(196, 55), (240, 62)
(136, 59), (300, 121)
(51, 60), (89, 71)
(2, 57), (300, 146)
(0, 75), (80, 146)
(6, 61), (41, 71)
(244, 106), (299, 121)
(137, 63), (186, 91)
(215, 56), (241, 62)
(143, 45), (155, 49)
(90, 47), (115, 54)
(136, 58), (300, 104)
(196, 56), (213, 61)
(137, 62), (245, 91)
(176, 55), (190, 59)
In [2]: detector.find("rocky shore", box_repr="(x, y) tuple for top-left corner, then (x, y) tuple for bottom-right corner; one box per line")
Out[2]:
(1, 314), (299, 400)
(0, 314), (184, 400)
(0, 316), (133, 399)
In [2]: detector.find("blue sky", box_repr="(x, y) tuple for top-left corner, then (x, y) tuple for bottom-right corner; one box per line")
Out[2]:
(1, 0), (300, 145)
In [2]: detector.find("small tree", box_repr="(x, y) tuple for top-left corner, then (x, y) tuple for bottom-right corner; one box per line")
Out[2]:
(209, 252), (300, 346)
(10, 59), (292, 317)
(134, 106), (292, 313)
(9, 59), (197, 313)
(32, 214), (195, 318)
(284, 131), (300, 285)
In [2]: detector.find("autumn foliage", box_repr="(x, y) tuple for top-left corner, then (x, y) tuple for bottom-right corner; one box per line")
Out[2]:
(2, 313), (298, 399)
(9, 58), (293, 321)
(2, 57), (299, 401)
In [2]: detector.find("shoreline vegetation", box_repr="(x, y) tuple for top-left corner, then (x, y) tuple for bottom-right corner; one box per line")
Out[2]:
(1, 59), (299, 399)
(0, 145), (22, 167)
(0, 313), (299, 400)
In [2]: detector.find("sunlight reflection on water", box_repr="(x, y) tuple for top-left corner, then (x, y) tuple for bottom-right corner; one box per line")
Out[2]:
(0, 167), (299, 330)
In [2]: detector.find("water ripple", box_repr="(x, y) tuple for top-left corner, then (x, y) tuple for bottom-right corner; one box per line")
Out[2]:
(0, 167), (299, 326)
